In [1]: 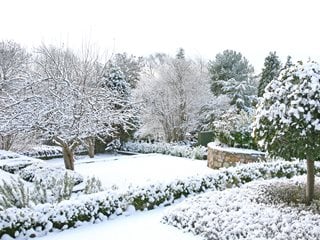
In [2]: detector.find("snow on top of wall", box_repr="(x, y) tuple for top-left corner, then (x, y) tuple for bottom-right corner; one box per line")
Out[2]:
(207, 142), (265, 155)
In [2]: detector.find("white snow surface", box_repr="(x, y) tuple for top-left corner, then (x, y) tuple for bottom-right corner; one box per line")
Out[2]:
(37, 204), (203, 240)
(46, 153), (213, 190)
(22, 153), (210, 240)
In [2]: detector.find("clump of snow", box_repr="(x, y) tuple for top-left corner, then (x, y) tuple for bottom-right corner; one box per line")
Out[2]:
(163, 176), (320, 240)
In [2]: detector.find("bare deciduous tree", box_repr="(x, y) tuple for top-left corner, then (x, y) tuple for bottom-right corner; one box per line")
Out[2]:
(0, 40), (32, 150)
(33, 44), (136, 170)
(135, 51), (212, 142)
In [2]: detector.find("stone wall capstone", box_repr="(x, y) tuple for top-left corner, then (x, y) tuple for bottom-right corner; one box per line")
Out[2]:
(207, 142), (266, 169)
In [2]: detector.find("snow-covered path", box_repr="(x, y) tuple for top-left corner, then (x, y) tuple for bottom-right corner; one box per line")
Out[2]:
(38, 205), (203, 240)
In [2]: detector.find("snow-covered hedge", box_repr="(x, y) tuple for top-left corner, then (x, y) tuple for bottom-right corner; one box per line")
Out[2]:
(0, 150), (43, 173)
(19, 145), (86, 159)
(18, 163), (83, 185)
(0, 160), (318, 239)
(163, 176), (320, 240)
(122, 141), (207, 160)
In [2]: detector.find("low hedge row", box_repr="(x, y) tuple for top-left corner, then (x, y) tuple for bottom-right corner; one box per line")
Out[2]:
(0, 160), (317, 239)
(122, 141), (207, 160)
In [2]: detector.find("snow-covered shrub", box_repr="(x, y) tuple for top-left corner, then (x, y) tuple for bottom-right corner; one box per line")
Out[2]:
(0, 159), (319, 239)
(122, 141), (207, 160)
(163, 176), (320, 240)
(0, 150), (43, 173)
(18, 163), (83, 185)
(19, 145), (87, 159)
(0, 173), (77, 210)
(214, 109), (257, 149)
(254, 176), (320, 207)
(83, 176), (103, 194)
(0, 178), (32, 209)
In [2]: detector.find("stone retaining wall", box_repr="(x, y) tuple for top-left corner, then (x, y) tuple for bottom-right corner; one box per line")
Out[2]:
(207, 142), (266, 169)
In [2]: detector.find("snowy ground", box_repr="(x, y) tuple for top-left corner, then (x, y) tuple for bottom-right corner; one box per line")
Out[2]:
(45, 153), (213, 190)
(28, 153), (211, 240)
(38, 204), (203, 240)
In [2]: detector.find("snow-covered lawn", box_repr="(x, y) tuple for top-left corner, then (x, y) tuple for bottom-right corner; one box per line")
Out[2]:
(46, 153), (213, 190)
(22, 153), (210, 240)
(37, 204), (204, 240)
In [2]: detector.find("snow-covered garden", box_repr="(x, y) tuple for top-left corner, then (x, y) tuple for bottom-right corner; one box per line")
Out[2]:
(1, 30), (320, 240)
(1, 149), (320, 239)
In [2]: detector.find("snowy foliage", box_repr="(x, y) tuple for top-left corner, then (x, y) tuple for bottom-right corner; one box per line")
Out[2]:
(103, 65), (131, 97)
(107, 52), (145, 88)
(208, 50), (256, 106)
(0, 150), (42, 173)
(0, 40), (33, 150)
(18, 163), (83, 185)
(19, 145), (86, 159)
(253, 61), (320, 160)
(213, 109), (257, 149)
(0, 159), (318, 238)
(163, 176), (320, 240)
(258, 51), (281, 97)
(135, 53), (212, 142)
(122, 141), (207, 160)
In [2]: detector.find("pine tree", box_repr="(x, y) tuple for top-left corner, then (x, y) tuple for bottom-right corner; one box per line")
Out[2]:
(208, 50), (256, 111)
(258, 51), (281, 97)
(208, 49), (254, 96)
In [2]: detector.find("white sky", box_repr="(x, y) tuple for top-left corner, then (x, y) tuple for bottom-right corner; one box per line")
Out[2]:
(0, 0), (319, 71)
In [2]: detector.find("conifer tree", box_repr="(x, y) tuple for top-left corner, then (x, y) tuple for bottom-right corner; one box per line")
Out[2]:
(258, 51), (281, 97)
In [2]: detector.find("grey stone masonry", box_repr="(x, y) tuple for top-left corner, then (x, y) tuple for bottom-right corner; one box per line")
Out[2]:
(207, 142), (266, 169)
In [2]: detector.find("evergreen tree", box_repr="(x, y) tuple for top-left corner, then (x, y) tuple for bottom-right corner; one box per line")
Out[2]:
(109, 53), (144, 88)
(258, 51), (281, 97)
(104, 65), (130, 98)
(208, 49), (254, 95)
(208, 50), (256, 111)
(176, 48), (185, 60)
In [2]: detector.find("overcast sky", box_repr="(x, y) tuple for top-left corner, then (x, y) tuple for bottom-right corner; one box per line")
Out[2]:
(1, 0), (319, 71)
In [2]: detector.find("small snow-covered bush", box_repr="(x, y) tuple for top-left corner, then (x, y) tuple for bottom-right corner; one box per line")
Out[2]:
(122, 141), (207, 160)
(83, 176), (103, 194)
(0, 173), (76, 210)
(163, 176), (320, 240)
(0, 150), (43, 173)
(0, 178), (32, 209)
(18, 163), (83, 185)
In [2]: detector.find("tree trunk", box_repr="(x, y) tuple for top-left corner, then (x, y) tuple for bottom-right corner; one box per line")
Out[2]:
(62, 145), (75, 171)
(87, 137), (95, 158)
(0, 134), (16, 150)
(306, 159), (315, 205)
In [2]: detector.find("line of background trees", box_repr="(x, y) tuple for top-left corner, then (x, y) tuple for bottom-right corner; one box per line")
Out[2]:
(0, 40), (285, 168)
